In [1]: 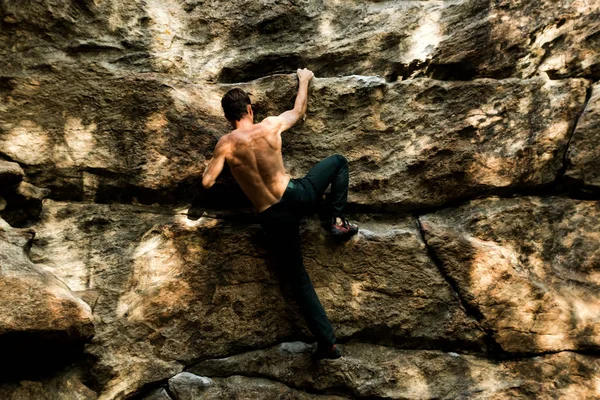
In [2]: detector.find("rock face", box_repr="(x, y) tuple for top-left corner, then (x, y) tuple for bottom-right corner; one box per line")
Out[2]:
(420, 197), (600, 354)
(0, 0), (594, 209)
(0, 0), (599, 399)
(0, 221), (93, 347)
(0, 218), (94, 391)
(30, 200), (483, 398)
(566, 82), (600, 189)
(0, 368), (97, 400)
(165, 372), (348, 400)
(188, 341), (600, 399)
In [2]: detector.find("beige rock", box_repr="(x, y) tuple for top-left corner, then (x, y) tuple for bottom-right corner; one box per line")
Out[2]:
(566, 82), (600, 189)
(166, 372), (348, 400)
(0, 368), (97, 400)
(0, 70), (588, 210)
(429, 0), (600, 80)
(0, 160), (24, 187)
(419, 196), (600, 353)
(0, 181), (50, 226)
(1, 0), (596, 81)
(30, 200), (482, 399)
(0, 222), (93, 340)
(190, 341), (600, 400)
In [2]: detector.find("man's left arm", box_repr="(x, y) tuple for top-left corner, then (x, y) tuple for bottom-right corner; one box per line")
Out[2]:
(202, 139), (229, 189)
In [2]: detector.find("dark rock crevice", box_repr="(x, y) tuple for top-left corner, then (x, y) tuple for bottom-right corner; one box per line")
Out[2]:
(555, 83), (594, 184)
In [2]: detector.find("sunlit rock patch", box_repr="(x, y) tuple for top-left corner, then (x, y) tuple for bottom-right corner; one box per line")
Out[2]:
(420, 196), (600, 353)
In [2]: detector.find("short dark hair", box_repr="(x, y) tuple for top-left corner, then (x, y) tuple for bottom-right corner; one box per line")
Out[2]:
(221, 88), (251, 123)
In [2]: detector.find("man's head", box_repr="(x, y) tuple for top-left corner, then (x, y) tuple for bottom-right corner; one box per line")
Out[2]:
(221, 88), (252, 124)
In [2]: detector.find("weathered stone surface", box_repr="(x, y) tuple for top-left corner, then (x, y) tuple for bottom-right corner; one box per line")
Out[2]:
(190, 341), (600, 400)
(566, 82), (600, 189)
(420, 196), (600, 353)
(0, 71), (588, 210)
(30, 200), (482, 398)
(1, 0), (599, 398)
(0, 181), (51, 226)
(142, 388), (173, 400)
(241, 75), (587, 210)
(1, 0), (596, 81)
(0, 220), (93, 342)
(0, 160), (24, 187)
(166, 372), (348, 400)
(428, 0), (600, 80)
(0, 368), (97, 400)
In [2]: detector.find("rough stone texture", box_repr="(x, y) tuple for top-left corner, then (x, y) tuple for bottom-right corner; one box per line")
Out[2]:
(0, 181), (51, 226)
(420, 196), (600, 354)
(428, 0), (600, 80)
(0, 368), (97, 400)
(1, 0), (596, 81)
(0, 160), (24, 187)
(566, 82), (600, 189)
(0, 71), (588, 210)
(190, 341), (600, 399)
(142, 388), (173, 400)
(242, 75), (587, 210)
(0, 0), (592, 209)
(167, 372), (348, 400)
(30, 200), (482, 399)
(0, 219), (93, 345)
(1, 0), (599, 398)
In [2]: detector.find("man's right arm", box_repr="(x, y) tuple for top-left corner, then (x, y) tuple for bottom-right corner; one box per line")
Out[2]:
(265, 68), (314, 134)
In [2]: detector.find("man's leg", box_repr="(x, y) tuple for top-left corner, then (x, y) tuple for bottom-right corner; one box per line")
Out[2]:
(301, 154), (357, 237)
(260, 206), (336, 349)
(302, 154), (349, 217)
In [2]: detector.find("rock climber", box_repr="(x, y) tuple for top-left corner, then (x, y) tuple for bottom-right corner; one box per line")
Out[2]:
(201, 68), (358, 360)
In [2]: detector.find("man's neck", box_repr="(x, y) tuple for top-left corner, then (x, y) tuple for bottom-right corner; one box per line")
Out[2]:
(235, 117), (254, 130)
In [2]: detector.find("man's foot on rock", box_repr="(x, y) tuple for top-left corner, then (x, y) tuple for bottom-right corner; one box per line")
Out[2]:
(331, 217), (358, 239)
(311, 344), (342, 361)
(187, 206), (204, 221)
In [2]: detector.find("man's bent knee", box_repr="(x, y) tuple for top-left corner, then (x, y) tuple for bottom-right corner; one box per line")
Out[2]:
(333, 154), (348, 167)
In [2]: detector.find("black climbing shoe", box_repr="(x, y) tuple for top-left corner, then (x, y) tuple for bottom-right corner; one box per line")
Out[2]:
(330, 217), (358, 239)
(187, 206), (204, 221)
(312, 344), (342, 361)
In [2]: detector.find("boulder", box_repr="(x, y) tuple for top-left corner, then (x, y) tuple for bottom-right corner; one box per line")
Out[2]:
(0, 368), (97, 400)
(419, 196), (600, 353)
(0, 160), (24, 187)
(166, 372), (348, 400)
(30, 200), (483, 398)
(189, 341), (600, 399)
(0, 71), (588, 210)
(0, 219), (94, 380)
(1, 0), (597, 81)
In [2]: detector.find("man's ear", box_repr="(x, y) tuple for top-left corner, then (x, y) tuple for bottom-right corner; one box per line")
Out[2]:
(247, 104), (253, 116)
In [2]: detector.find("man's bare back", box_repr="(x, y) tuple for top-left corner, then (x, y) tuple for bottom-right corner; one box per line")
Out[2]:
(202, 68), (313, 212)
(216, 121), (290, 212)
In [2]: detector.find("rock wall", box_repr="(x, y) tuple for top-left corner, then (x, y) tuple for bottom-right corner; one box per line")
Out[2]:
(0, 0), (599, 399)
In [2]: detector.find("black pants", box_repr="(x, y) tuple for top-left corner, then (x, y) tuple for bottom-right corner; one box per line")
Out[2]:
(259, 154), (349, 347)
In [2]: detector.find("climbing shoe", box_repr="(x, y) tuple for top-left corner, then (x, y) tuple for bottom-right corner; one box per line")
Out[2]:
(311, 344), (342, 361)
(330, 217), (358, 239)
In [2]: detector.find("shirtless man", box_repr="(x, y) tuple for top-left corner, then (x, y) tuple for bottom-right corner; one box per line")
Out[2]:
(202, 68), (357, 360)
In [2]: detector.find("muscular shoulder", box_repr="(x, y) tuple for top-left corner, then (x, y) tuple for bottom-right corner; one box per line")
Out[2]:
(259, 116), (283, 135)
(214, 134), (234, 157)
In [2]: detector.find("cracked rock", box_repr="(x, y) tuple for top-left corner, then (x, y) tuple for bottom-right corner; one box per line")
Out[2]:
(189, 341), (600, 400)
(566, 82), (600, 189)
(419, 196), (600, 353)
(30, 201), (482, 398)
